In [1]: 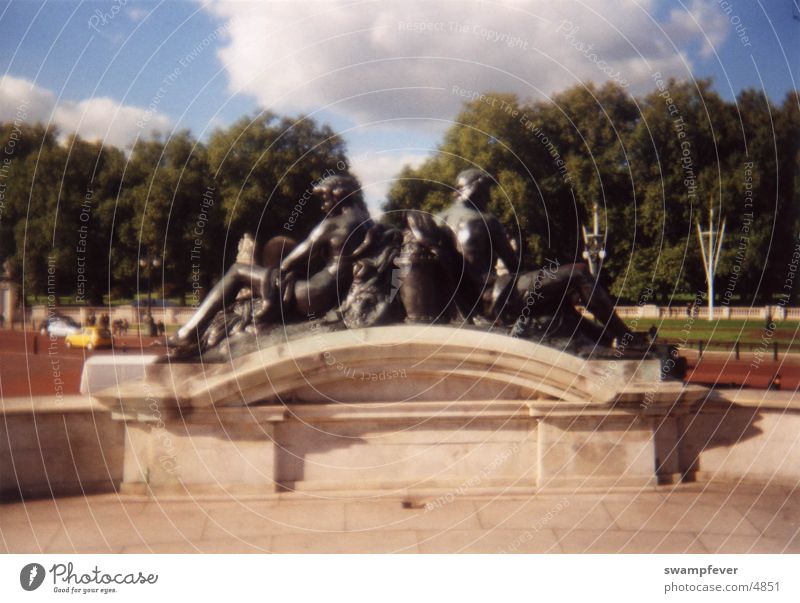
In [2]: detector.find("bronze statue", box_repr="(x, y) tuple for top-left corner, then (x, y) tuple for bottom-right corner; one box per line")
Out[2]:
(174, 168), (637, 356)
(428, 168), (630, 343)
(433, 169), (521, 322)
(175, 174), (373, 346)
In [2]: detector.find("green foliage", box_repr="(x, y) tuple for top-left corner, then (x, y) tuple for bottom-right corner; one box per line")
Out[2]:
(0, 113), (350, 303)
(2, 81), (798, 307)
(386, 81), (800, 304)
(207, 113), (348, 243)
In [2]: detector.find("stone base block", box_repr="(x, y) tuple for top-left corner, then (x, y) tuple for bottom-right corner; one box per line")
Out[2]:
(113, 400), (688, 495)
(1, 396), (123, 500)
(91, 326), (709, 496)
(536, 413), (658, 489)
(117, 407), (283, 495)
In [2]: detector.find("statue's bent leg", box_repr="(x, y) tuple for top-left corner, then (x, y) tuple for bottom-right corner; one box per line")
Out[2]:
(177, 263), (271, 341)
(546, 263), (630, 339)
(291, 266), (353, 318)
(517, 263), (630, 340)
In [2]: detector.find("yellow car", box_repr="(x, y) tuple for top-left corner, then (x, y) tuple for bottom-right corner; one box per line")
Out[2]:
(64, 326), (113, 350)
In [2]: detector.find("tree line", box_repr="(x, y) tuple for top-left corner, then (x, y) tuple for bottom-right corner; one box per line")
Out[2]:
(385, 80), (800, 305)
(0, 113), (347, 305)
(1, 78), (798, 307)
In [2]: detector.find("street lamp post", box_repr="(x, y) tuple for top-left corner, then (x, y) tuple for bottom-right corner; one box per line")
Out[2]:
(139, 255), (162, 335)
(696, 202), (726, 321)
(582, 203), (606, 277)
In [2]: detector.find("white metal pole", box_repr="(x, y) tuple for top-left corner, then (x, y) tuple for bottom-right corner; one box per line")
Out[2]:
(708, 207), (714, 321)
(696, 203), (724, 322)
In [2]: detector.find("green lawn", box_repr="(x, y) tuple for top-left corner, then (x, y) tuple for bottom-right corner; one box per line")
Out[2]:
(642, 319), (800, 350)
(26, 295), (186, 306)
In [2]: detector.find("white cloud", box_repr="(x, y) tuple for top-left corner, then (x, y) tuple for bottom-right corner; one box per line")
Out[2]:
(202, 0), (729, 208)
(664, 0), (729, 59)
(0, 75), (172, 148)
(348, 148), (431, 212)
(206, 0), (731, 123)
(127, 5), (149, 22)
(53, 96), (172, 148)
(0, 74), (55, 124)
(204, 0), (731, 202)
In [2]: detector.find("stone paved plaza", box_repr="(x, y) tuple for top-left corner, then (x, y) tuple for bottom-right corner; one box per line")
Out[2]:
(2, 481), (798, 554)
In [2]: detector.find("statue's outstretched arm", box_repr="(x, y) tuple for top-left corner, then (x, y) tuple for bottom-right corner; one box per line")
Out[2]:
(176, 263), (270, 342)
(280, 221), (330, 274)
(490, 218), (521, 274)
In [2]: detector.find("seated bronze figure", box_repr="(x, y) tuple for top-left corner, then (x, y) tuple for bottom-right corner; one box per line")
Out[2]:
(430, 169), (633, 344)
(174, 169), (636, 357)
(175, 174), (373, 348)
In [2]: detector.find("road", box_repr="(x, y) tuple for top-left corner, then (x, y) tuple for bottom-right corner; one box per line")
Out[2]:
(2, 328), (799, 398)
(684, 357), (799, 391)
(0, 329), (166, 398)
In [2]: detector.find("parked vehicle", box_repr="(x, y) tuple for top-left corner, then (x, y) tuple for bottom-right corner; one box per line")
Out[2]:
(40, 315), (81, 337)
(64, 326), (113, 350)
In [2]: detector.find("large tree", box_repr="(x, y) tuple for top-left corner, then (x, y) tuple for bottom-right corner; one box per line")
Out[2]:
(0, 112), (352, 303)
(386, 80), (799, 305)
(207, 113), (350, 250)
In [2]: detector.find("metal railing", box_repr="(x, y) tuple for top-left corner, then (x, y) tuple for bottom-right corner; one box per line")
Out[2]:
(10, 303), (800, 329)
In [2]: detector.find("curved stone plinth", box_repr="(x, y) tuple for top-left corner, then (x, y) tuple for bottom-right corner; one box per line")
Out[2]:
(7, 386), (800, 500)
(87, 325), (709, 496)
(93, 325), (699, 413)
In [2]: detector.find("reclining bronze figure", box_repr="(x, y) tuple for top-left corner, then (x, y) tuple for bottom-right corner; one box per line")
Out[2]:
(173, 170), (637, 357)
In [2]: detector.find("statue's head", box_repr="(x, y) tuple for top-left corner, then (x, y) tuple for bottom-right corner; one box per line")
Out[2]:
(313, 174), (363, 213)
(454, 168), (493, 210)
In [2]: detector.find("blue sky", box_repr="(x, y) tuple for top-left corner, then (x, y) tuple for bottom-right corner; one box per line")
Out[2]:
(1, 0), (798, 209)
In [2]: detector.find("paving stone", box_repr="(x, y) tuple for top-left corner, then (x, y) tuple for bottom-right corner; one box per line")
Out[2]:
(122, 536), (274, 554)
(271, 530), (419, 553)
(698, 533), (800, 554)
(43, 509), (209, 552)
(555, 529), (707, 553)
(202, 500), (346, 540)
(417, 528), (561, 553)
(0, 519), (62, 553)
(475, 496), (610, 531)
(344, 500), (481, 531)
(2, 482), (797, 553)
(603, 499), (761, 536)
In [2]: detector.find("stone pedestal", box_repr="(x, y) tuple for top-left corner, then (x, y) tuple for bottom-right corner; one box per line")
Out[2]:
(80, 354), (160, 396)
(91, 326), (706, 496)
(1, 396), (124, 500)
(118, 407), (283, 496)
(535, 412), (658, 488)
